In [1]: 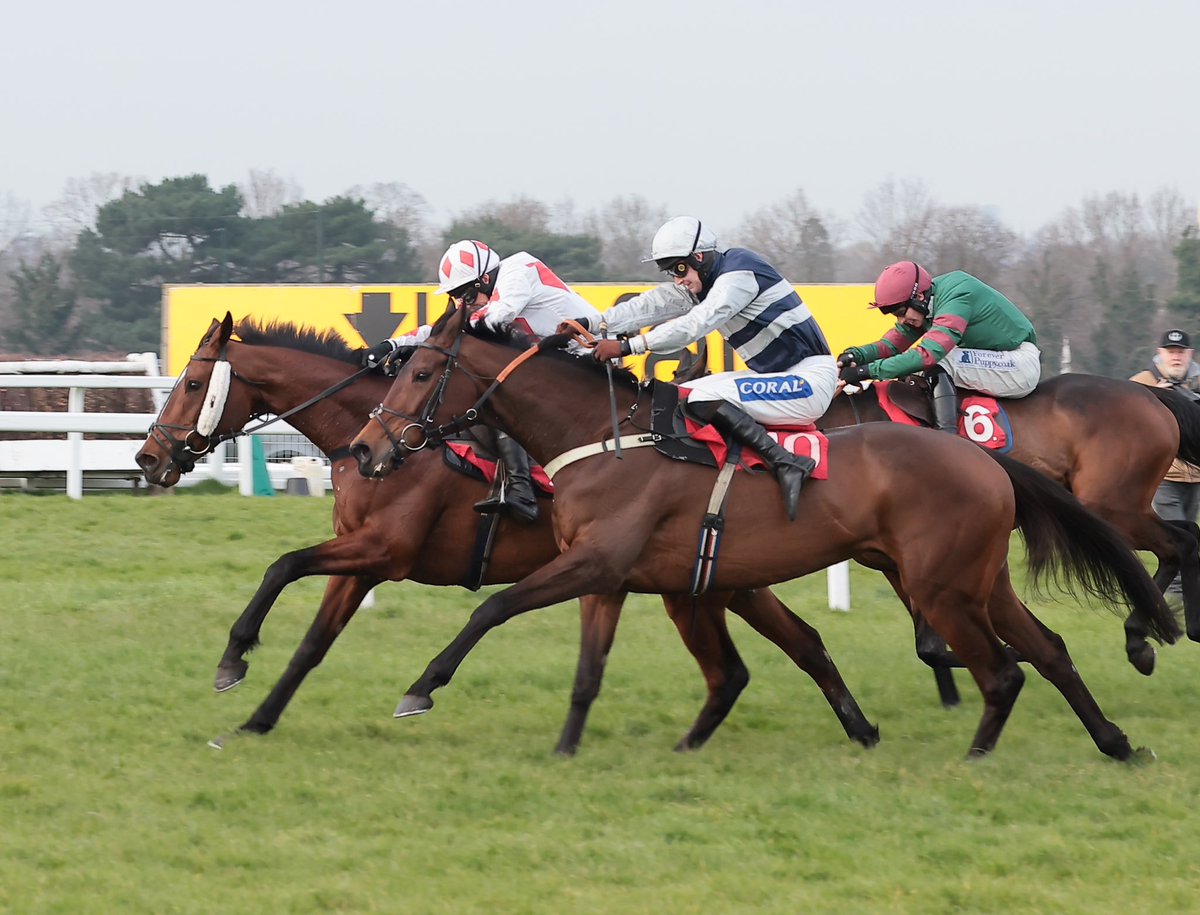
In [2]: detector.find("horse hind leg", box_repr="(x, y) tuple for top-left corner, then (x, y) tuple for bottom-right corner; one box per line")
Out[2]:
(662, 592), (750, 752)
(916, 591), (1024, 759)
(1116, 513), (1193, 672)
(555, 593), (628, 756)
(987, 573), (1139, 762)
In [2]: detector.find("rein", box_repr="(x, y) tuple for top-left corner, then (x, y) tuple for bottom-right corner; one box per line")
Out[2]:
(367, 319), (609, 466)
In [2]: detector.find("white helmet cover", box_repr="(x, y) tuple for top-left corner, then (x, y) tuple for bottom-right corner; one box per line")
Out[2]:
(643, 216), (718, 263)
(435, 240), (502, 294)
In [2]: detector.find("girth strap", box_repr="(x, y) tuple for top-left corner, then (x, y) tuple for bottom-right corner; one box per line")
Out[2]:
(542, 433), (661, 480)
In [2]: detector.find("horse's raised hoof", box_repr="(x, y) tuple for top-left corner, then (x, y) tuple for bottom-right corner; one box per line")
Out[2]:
(1126, 643), (1156, 677)
(214, 659), (249, 692)
(394, 694), (433, 718)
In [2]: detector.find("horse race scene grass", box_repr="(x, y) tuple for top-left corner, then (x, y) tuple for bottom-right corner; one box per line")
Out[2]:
(4, 487), (1200, 914)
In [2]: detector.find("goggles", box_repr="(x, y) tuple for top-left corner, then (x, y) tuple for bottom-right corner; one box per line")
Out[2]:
(451, 284), (481, 306)
(656, 258), (691, 278)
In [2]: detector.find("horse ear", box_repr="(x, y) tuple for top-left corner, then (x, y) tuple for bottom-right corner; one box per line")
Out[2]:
(220, 312), (234, 343)
(200, 318), (223, 347)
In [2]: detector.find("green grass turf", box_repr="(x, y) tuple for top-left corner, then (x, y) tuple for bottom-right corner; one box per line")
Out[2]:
(2, 489), (1199, 913)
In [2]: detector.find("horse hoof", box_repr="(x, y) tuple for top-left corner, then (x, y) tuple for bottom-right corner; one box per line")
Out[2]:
(394, 695), (433, 718)
(1126, 644), (1156, 677)
(856, 725), (882, 749)
(214, 660), (249, 692)
(1127, 746), (1157, 766)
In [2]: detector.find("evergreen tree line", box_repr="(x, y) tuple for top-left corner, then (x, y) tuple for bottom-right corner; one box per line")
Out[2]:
(1, 172), (1198, 379)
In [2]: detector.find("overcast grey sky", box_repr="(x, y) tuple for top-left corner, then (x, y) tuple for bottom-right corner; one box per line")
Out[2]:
(2, 0), (1197, 238)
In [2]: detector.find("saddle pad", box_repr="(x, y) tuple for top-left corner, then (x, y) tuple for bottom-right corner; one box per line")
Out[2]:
(444, 442), (555, 494)
(684, 418), (829, 479)
(957, 396), (1013, 453)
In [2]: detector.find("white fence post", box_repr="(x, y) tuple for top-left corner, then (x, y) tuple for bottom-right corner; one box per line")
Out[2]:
(827, 560), (850, 611)
(66, 385), (84, 500)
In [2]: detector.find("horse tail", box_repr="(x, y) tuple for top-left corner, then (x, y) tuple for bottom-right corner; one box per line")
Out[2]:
(989, 450), (1180, 645)
(1148, 386), (1200, 467)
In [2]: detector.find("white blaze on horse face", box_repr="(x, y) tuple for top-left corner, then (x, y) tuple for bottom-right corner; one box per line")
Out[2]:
(196, 360), (232, 437)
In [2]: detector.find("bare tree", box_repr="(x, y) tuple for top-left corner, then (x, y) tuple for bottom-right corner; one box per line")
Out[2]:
(734, 189), (842, 281)
(239, 168), (303, 219)
(925, 206), (1021, 285)
(855, 177), (937, 263)
(41, 173), (140, 245)
(583, 195), (667, 280)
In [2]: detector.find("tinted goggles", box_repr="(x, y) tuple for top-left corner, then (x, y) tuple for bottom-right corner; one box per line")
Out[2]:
(656, 258), (691, 278)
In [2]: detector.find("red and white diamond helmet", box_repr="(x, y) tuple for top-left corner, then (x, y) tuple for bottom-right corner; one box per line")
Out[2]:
(435, 240), (502, 294)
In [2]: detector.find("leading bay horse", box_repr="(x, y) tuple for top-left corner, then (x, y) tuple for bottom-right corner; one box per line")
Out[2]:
(348, 306), (1179, 760)
(134, 314), (878, 753)
(824, 376), (1200, 690)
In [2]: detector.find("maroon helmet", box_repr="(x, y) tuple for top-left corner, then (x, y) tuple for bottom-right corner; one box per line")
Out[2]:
(871, 262), (932, 311)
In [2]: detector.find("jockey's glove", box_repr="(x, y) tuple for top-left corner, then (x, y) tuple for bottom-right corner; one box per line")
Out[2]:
(839, 363), (872, 385)
(362, 339), (400, 370)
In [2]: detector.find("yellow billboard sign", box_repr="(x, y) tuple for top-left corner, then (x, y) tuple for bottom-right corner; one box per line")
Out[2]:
(162, 283), (891, 377)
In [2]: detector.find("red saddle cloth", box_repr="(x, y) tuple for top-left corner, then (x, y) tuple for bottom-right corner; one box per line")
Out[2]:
(872, 382), (1011, 451)
(445, 442), (555, 493)
(683, 418), (830, 479)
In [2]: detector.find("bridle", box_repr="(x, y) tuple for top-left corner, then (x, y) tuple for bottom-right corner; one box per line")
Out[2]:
(365, 322), (589, 467)
(147, 340), (373, 473)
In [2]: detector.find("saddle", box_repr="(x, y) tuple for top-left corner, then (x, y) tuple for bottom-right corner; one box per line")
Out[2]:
(650, 381), (828, 477)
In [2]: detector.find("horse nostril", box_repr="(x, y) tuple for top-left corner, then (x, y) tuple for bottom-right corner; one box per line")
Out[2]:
(349, 442), (372, 467)
(135, 451), (157, 473)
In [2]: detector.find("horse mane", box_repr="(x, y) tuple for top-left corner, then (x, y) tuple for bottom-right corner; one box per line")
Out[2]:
(235, 319), (362, 365)
(463, 319), (641, 390)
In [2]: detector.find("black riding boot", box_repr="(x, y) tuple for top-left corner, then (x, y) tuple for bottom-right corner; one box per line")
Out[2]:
(474, 432), (539, 522)
(931, 369), (959, 433)
(704, 402), (815, 521)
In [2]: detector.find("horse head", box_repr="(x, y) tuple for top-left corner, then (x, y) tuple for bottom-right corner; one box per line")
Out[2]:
(348, 305), (490, 478)
(135, 312), (264, 486)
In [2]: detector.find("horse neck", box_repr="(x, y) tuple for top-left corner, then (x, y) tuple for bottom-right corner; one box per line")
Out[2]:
(470, 345), (641, 465)
(232, 343), (388, 456)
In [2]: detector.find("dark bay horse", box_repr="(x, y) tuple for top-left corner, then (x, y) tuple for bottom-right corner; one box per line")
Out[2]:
(134, 314), (878, 753)
(348, 307), (1179, 760)
(825, 377), (1200, 682)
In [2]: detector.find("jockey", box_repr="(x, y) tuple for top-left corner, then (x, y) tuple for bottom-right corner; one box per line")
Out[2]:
(837, 263), (1041, 432)
(583, 216), (837, 521)
(362, 239), (603, 523)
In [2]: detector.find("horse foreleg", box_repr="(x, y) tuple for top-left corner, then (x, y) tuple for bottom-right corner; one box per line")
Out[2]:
(233, 574), (379, 737)
(660, 592), (750, 752)
(727, 588), (879, 748)
(396, 539), (638, 720)
(215, 530), (398, 691)
(555, 592), (629, 756)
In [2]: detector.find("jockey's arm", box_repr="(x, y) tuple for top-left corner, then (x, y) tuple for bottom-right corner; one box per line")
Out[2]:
(473, 264), (536, 330)
(386, 324), (433, 347)
(598, 283), (697, 335)
(870, 312), (969, 380)
(627, 273), (756, 355)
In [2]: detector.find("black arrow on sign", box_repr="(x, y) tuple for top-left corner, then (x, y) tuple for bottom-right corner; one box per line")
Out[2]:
(346, 292), (407, 345)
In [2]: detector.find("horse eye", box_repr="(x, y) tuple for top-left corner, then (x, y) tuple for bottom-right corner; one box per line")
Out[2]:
(186, 380), (202, 392)
(414, 371), (431, 382)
